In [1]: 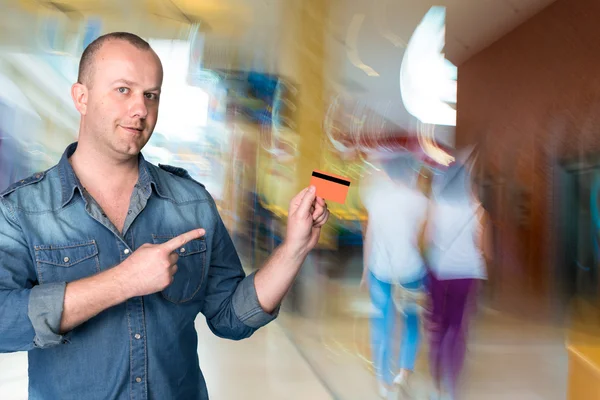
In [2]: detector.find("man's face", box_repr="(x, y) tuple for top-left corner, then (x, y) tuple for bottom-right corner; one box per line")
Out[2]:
(78, 40), (163, 158)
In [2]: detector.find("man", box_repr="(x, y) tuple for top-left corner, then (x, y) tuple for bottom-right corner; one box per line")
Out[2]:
(0, 32), (329, 400)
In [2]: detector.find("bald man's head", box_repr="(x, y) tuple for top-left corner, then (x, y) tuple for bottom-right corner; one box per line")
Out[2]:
(78, 32), (153, 87)
(71, 31), (163, 159)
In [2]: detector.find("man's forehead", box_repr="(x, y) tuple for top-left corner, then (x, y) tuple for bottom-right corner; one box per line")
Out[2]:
(92, 42), (162, 83)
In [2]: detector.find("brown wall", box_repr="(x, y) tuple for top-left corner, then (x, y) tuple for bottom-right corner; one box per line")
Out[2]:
(457, 0), (600, 314)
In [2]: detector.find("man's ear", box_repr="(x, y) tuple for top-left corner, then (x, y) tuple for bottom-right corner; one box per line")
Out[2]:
(71, 82), (88, 115)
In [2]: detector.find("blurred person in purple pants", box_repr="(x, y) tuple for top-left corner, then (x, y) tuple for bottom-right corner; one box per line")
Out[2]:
(422, 149), (492, 400)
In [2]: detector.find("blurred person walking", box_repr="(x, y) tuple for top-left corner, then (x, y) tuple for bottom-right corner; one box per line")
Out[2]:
(359, 153), (430, 399)
(423, 148), (491, 400)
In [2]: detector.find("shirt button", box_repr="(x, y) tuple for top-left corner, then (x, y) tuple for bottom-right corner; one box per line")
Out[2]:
(134, 333), (141, 340)
(124, 249), (130, 255)
(128, 210), (132, 215)
(180, 247), (186, 253)
(135, 377), (142, 383)
(63, 257), (70, 263)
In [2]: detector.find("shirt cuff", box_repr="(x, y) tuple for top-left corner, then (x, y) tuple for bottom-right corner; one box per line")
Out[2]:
(232, 271), (279, 329)
(28, 282), (70, 349)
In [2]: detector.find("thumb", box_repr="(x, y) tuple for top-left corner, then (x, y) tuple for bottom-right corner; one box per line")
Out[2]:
(297, 186), (317, 217)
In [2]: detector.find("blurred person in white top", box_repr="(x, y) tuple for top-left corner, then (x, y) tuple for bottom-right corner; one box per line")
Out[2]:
(359, 152), (429, 398)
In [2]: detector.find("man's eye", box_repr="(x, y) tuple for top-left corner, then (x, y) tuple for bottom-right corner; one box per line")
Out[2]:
(145, 93), (158, 100)
(117, 87), (129, 94)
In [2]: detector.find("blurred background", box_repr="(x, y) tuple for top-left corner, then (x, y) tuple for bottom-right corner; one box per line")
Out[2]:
(2, 0), (600, 398)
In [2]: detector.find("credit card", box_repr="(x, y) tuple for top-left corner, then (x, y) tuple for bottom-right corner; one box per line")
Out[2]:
(310, 170), (351, 204)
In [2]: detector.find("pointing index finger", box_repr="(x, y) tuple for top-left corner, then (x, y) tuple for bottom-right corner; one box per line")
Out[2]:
(162, 229), (205, 253)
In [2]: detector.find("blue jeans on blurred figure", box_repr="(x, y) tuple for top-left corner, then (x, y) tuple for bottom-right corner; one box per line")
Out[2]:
(368, 270), (422, 387)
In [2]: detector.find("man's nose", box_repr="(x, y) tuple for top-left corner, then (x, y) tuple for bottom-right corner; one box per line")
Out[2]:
(129, 93), (148, 119)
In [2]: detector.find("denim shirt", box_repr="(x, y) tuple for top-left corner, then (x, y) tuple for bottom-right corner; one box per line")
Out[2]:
(0, 143), (277, 399)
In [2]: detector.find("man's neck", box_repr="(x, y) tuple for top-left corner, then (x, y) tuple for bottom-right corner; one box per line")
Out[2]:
(70, 140), (140, 194)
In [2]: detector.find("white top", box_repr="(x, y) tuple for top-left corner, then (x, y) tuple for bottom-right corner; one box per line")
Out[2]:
(428, 198), (487, 280)
(360, 169), (428, 284)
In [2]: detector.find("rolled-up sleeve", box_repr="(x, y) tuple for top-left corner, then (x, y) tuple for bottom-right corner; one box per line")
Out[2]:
(29, 282), (69, 348)
(0, 198), (67, 352)
(201, 202), (278, 340)
(231, 271), (279, 329)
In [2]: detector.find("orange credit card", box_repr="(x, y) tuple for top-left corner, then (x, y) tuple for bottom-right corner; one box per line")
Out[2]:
(310, 170), (351, 204)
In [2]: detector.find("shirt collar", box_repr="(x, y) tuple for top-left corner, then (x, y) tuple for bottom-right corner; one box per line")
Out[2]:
(58, 142), (157, 207)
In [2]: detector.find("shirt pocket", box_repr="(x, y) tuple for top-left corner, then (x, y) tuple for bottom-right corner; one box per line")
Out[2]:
(152, 234), (207, 304)
(34, 240), (100, 284)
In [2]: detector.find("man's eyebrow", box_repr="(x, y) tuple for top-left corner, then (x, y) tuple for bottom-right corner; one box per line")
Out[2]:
(112, 79), (135, 86)
(111, 79), (161, 92)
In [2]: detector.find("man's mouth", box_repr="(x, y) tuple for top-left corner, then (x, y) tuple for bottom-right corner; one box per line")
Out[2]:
(121, 125), (144, 134)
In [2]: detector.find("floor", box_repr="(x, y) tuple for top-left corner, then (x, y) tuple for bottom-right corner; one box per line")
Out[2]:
(278, 304), (569, 400)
